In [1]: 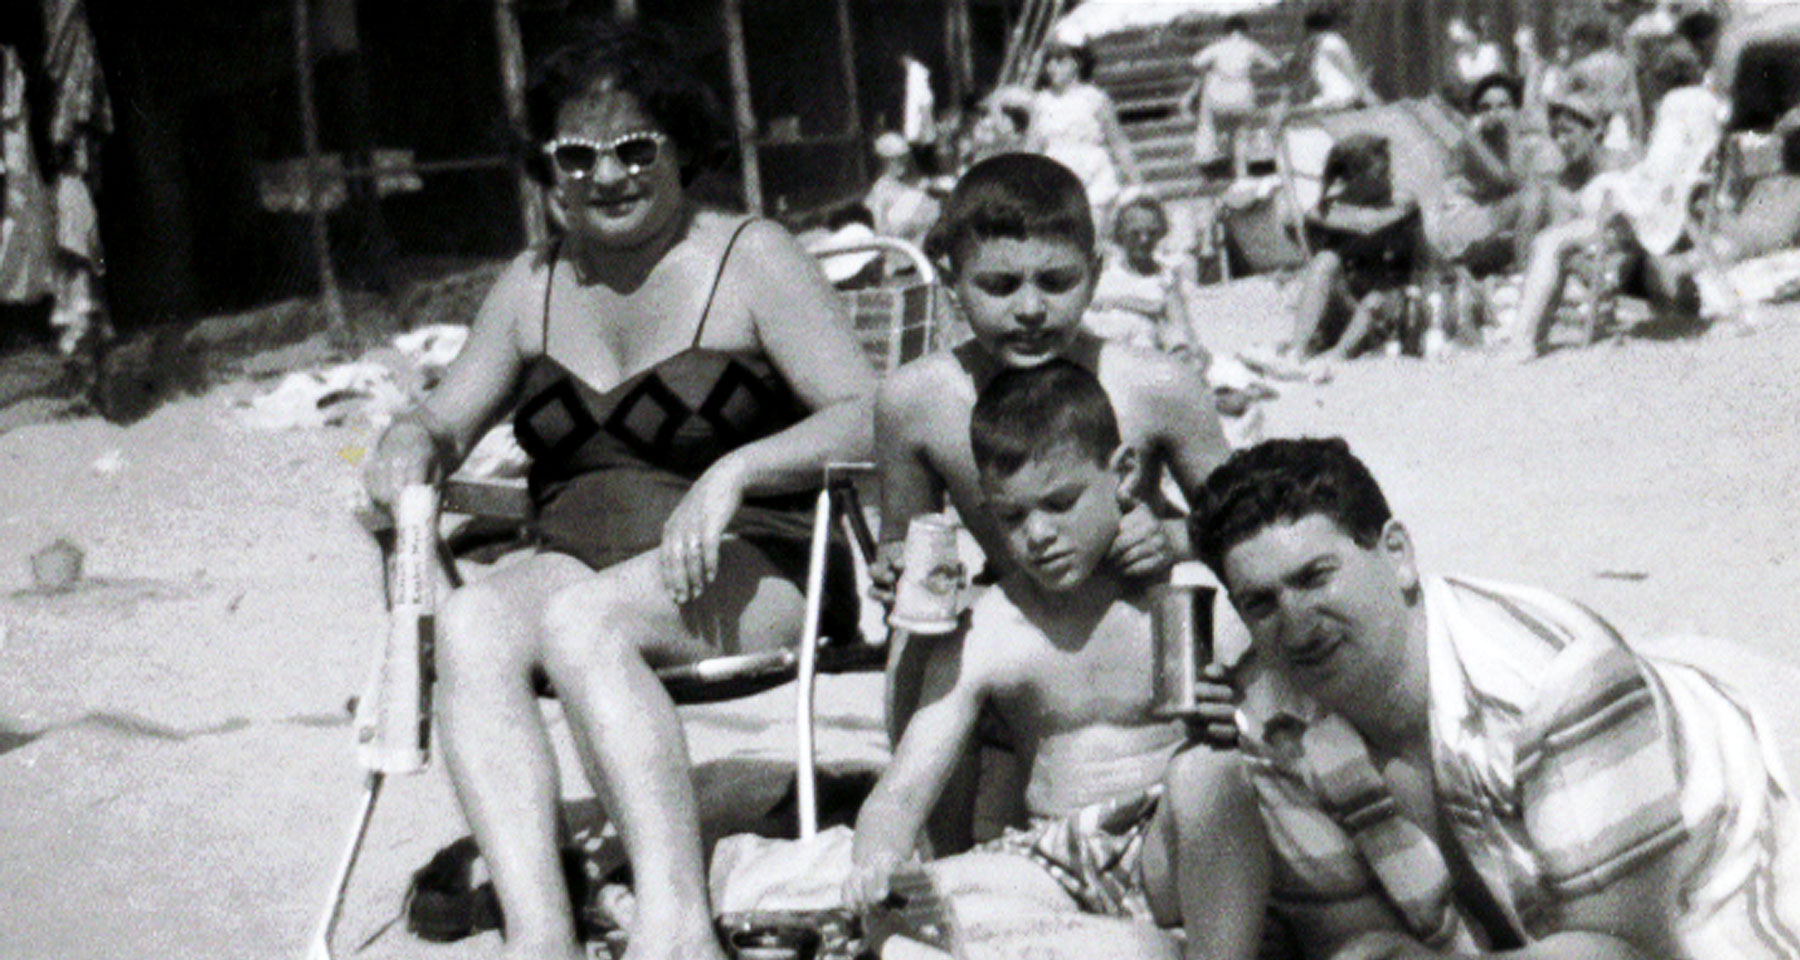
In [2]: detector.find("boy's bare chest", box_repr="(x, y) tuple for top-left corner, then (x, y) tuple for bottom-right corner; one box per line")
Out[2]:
(993, 607), (1159, 732)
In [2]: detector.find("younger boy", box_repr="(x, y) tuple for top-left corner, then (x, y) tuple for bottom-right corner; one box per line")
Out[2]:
(847, 362), (1268, 959)
(873, 152), (1235, 850)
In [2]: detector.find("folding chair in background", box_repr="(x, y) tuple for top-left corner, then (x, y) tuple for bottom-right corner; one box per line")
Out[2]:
(303, 236), (949, 960)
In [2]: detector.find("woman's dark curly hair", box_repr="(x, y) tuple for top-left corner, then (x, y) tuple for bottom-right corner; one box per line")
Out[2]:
(522, 19), (727, 186)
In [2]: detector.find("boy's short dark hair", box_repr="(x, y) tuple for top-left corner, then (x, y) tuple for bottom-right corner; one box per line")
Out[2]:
(1223, 14), (1250, 33)
(524, 18), (727, 187)
(1192, 437), (1393, 576)
(1303, 4), (1340, 32)
(970, 360), (1120, 480)
(1466, 72), (1523, 113)
(925, 153), (1096, 272)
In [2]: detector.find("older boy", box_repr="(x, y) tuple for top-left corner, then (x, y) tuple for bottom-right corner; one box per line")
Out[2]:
(848, 362), (1268, 959)
(873, 152), (1234, 850)
(1193, 438), (1800, 959)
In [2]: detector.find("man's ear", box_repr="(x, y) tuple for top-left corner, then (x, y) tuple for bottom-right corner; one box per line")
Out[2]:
(1108, 445), (1142, 505)
(1380, 519), (1420, 594)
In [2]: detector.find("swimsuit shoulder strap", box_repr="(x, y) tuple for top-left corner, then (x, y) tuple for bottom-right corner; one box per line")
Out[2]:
(541, 239), (562, 355)
(690, 217), (760, 349)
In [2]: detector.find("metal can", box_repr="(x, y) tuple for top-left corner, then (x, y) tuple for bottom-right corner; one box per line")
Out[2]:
(1149, 562), (1217, 719)
(888, 515), (967, 634)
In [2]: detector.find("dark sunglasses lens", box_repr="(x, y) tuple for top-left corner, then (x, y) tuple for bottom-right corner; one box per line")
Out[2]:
(614, 136), (661, 169)
(551, 143), (599, 175)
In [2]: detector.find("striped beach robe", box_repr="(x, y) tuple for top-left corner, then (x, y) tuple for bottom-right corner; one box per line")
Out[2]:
(1237, 575), (1800, 957)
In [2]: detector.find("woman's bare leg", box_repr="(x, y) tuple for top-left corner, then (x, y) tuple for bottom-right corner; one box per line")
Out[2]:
(540, 543), (806, 960)
(434, 552), (596, 960)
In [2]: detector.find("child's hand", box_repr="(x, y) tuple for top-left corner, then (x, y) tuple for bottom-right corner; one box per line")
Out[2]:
(1109, 500), (1175, 580)
(869, 540), (906, 607)
(844, 851), (907, 912)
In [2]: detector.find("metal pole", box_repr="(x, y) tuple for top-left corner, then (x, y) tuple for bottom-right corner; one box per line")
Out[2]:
(292, 0), (347, 334)
(947, 0), (972, 111)
(494, 0), (547, 247)
(834, 0), (866, 189)
(723, 0), (764, 213)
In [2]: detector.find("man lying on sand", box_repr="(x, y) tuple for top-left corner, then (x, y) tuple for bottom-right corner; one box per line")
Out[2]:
(848, 362), (1269, 960)
(1195, 437), (1800, 959)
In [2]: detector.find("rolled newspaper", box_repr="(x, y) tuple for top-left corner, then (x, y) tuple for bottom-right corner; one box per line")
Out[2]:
(353, 484), (436, 773)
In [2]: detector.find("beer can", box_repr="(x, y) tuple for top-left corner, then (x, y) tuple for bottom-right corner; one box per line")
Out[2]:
(1149, 562), (1217, 719)
(888, 515), (967, 634)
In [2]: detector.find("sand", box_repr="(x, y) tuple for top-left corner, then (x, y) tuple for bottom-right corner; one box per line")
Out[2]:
(1, 283), (1797, 959)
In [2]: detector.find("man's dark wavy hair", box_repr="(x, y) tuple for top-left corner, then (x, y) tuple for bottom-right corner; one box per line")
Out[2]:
(523, 19), (727, 186)
(925, 152), (1095, 273)
(970, 360), (1120, 480)
(1191, 437), (1392, 577)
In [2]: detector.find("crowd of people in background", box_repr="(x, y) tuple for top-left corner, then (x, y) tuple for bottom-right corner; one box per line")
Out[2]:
(828, 0), (1800, 373)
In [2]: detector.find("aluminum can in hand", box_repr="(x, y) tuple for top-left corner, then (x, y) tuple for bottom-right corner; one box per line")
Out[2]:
(1149, 562), (1217, 719)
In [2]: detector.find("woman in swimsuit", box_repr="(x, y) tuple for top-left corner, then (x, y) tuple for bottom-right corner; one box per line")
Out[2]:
(361, 21), (875, 960)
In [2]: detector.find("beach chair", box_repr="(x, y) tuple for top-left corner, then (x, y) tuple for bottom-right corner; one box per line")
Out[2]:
(306, 238), (949, 960)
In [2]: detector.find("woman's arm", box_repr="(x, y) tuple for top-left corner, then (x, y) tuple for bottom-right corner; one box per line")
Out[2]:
(363, 254), (533, 505)
(871, 369), (952, 601)
(720, 220), (879, 496)
(659, 220), (878, 603)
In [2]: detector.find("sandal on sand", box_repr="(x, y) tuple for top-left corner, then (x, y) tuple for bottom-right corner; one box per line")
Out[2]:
(405, 837), (487, 943)
(405, 839), (593, 943)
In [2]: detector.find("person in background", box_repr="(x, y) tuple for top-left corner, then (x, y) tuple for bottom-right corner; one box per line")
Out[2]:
(1182, 14), (1282, 179)
(1285, 133), (1423, 362)
(1447, 15), (1508, 104)
(865, 131), (943, 249)
(1565, 13), (1645, 164)
(1028, 41), (1143, 229)
(1084, 193), (1205, 366)
(1196, 436), (1800, 960)
(1512, 46), (1723, 358)
(1301, 4), (1381, 111)
(1433, 73), (1564, 276)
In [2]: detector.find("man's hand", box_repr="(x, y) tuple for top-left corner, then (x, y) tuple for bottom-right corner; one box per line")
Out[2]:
(1175, 661), (1240, 749)
(1109, 499), (1176, 579)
